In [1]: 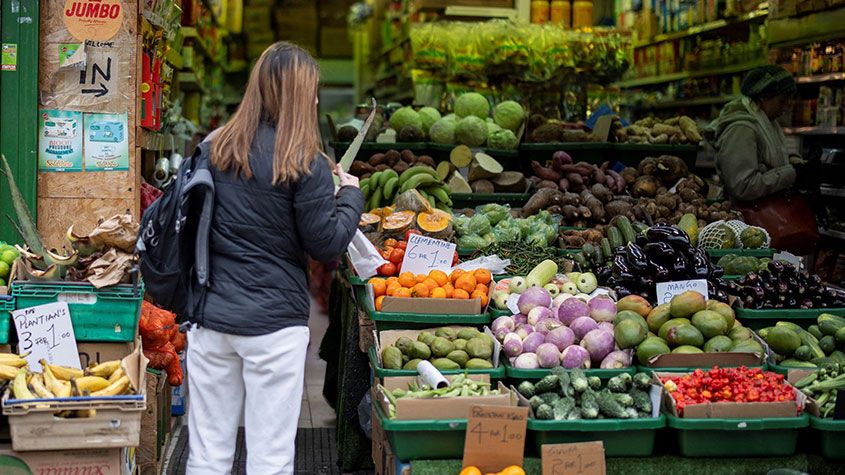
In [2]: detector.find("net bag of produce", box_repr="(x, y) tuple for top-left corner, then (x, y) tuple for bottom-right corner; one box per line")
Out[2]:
(699, 220), (771, 249)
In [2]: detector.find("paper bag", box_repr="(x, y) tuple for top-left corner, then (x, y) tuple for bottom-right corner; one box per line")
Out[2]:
(347, 230), (387, 280)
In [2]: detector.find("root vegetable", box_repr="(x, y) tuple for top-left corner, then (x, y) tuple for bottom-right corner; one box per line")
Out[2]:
(558, 178), (570, 191)
(561, 205), (580, 221)
(679, 116), (702, 142)
(350, 161), (375, 177)
(369, 153), (387, 166)
(652, 124), (682, 137)
(401, 149), (416, 164)
(655, 155), (689, 185)
(374, 164), (390, 171)
(384, 150), (401, 165)
(631, 175), (660, 198)
(538, 180), (559, 190)
(552, 151), (573, 171)
(449, 145), (473, 168)
(393, 160), (410, 175)
(590, 183), (613, 203)
(548, 205), (563, 214)
(606, 170), (626, 193)
(448, 171), (472, 193)
(531, 161), (563, 182)
(523, 188), (564, 217)
(639, 157), (657, 176)
(493, 171), (529, 193)
(471, 179), (495, 194)
(566, 173), (584, 187)
(561, 192), (582, 206)
(651, 133), (669, 144)
(415, 155), (436, 168)
(593, 167), (606, 185)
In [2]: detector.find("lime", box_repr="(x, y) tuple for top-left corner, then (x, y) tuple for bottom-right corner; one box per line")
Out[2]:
(0, 250), (17, 265)
(0, 262), (8, 279)
(0, 278), (6, 287)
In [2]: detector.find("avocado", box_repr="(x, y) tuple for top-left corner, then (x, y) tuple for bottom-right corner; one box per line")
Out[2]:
(636, 337), (671, 365)
(666, 324), (705, 348)
(431, 358), (460, 371)
(430, 337), (455, 358)
(435, 327), (458, 341)
(381, 346), (403, 369)
(457, 328), (481, 340)
(465, 358), (494, 369)
(409, 341), (432, 360)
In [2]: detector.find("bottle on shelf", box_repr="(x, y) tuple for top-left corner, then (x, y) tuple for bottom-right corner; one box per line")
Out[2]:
(550, 0), (571, 27)
(531, 0), (550, 24)
(572, 0), (593, 29)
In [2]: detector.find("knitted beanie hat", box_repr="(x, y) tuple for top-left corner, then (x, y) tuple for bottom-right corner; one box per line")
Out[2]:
(741, 65), (797, 99)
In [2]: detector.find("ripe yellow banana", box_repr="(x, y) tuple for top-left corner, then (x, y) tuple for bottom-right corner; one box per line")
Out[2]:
(86, 360), (121, 378)
(44, 362), (84, 380)
(108, 366), (125, 383)
(30, 374), (54, 399)
(52, 380), (72, 398)
(0, 365), (20, 380)
(12, 368), (35, 400)
(91, 375), (130, 397)
(0, 352), (30, 368)
(71, 376), (111, 393)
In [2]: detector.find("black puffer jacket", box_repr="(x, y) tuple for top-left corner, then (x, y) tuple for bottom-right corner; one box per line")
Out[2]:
(197, 123), (364, 336)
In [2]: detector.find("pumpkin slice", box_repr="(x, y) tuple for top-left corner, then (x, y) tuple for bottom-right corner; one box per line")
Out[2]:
(358, 213), (382, 230)
(381, 210), (416, 234)
(393, 189), (432, 213)
(417, 209), (453, 238)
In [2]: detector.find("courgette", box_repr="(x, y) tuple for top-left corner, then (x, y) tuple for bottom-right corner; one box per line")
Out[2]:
(607, 227), (624, 250)
(600, 238), (612, 261)
(830, 350), (845, 366)
(582, 243), (597, 265)
(614, 216), (636, 244)
(572, 252), (589, 270)
(777, 322), (825, 358)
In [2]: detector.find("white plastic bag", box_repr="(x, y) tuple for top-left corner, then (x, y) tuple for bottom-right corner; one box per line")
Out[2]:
(347, 230), (387, 280)
(451, 254), (511, 274)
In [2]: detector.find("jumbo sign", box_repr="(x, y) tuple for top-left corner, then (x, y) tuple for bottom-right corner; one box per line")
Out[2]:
(63, 0), (123, 41)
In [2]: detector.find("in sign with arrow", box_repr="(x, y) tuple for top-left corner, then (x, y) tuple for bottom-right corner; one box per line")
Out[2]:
(79, 56), (112, 97)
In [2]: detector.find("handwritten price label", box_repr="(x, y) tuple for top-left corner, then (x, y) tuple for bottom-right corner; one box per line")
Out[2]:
(399, 234), (456, 276)
(655, 279), (708, 305)
(542, 441), (605, 475)
(11, 302), (80, 372)
(462, 405), (528, 474)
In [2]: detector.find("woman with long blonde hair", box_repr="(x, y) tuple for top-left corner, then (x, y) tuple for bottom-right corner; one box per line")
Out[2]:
(186, 42), (363, 474)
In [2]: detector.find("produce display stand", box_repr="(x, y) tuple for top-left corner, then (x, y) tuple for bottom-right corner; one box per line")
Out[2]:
(735, 307), (845, 330)
(502, 358), (636, 381)
(367, 346), (505, 380)
(356, 287), (492, 331)
(610, 144), (702, 168)
(527, 416), (666, 457)
(519, 142), (610, 164)
(666, 414), (810, 457)
(0, 296), (13, 344)
(374, 402), (468, 461)
(809, 416), (845, 460)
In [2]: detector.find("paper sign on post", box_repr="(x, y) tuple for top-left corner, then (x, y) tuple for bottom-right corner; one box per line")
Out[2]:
(542, 441), (606, 475)
(400, 234), (457, 276)
(11, 302), (80, 372)
(462, 405), (528, 473)
(655, 279), (708, 305)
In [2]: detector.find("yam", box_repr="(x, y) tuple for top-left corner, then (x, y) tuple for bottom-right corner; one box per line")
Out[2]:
(384, 150), (401, 166)
(492, 171), (528, 193)
(558, 178), (570, 191)
(606, 170), (626, 193)
(547, 205), (563, 215)
(650, 133), (669, 144)
(468, 153), (504, 181)
(679, 116), (702, 142)
(436, 161), (454, 181)
(638, 157), (658, 176)
(530, 161), (562, 182)
(447, 171), (472, 194)
(604, 200), (632, 218)
(470, 179), (495, 194)
(590, 183), (613, 203)
(537, 180), (559, 190)
(560, 192), (582, 206)
(561, 205), (581, 221)
(529, 123), (563, 143)
(401, 149), (416, 164)
(523, 188), (564, 217)
(415, 155), (436, 168)
(369, 153), (387, 166)
(620, 167), (639, 184)
(450, 145), (473, 168)
(631, 175), (660, 198)
(651, 124), (682, 137)
(374, 164), (390, 172)
(393, 160), (410, 175)
(664, 117), (681, 127)
(349, 161), (375, 177)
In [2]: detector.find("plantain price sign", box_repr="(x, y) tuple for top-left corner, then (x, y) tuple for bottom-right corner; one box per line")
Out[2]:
(400, 233), (456, 276)
(11, 302), (79, 372)
(542, 441), (606, 475)
(462, 404), (528, 474)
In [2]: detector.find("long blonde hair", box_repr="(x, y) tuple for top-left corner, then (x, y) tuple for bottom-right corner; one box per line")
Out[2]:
(211, 42), (322, 184)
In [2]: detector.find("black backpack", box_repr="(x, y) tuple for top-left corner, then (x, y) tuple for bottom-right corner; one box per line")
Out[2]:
(137, 142), (215, 321)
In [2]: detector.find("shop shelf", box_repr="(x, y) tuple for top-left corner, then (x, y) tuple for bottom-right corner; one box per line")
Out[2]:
(502, 357), (636, 381)
(810, 416), (845, 460)
(528, 415), (665, 457)
(356, 287), (491, 331)
(705, 248), (775, 258)
(374, 401), (467, 460)
(450, 193), (531, 209)
(519, 142), (610, 165)
(735, 307), (845, 330)
(0, 296), (12, 344)
(330, 142), (430, 162)
(11, 281), (143, 342)
(368, 347), (505, 380)
(633, 9), (768, 49)
(610, 143), (701, 168)
(666, 413), (808, 457)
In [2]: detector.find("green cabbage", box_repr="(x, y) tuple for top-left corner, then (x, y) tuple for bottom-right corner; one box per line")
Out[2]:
(418, 107), (441, 134)
(487, 129), (518, 150)
(458, 234), (488, 250)
(390, 107), (422, 131)
(455, 116), (488, 147)
(429, 118), (456, 144)
(493, 100), (525, 131)
(454, 92), (490, 119)
(478, 203), (510, 225)
(468, 213), (492, 235)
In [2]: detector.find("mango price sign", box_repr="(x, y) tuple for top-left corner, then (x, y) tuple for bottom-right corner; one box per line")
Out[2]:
(655, 279), (708, 305)
(399, 234), (456, 276)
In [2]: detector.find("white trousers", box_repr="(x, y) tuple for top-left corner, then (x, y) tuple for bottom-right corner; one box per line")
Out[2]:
(186, 325), (310, 475)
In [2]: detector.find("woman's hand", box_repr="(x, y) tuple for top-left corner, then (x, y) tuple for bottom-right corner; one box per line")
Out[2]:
(335, 164), (359, 188)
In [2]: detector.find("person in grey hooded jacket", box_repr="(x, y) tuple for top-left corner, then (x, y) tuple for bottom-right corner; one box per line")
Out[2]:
(186, 42), (364, 475)
(706, 65), (799, 202)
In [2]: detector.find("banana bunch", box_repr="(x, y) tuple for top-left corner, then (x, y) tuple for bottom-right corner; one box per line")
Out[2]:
(9, 359), (133, 402)
(361, 165), (453, 212)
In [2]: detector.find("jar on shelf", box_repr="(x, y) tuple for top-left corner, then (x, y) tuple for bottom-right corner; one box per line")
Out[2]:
(550, 0), (571, 27)
(531, 0), (550, 24)
(572, 0), (593, 29)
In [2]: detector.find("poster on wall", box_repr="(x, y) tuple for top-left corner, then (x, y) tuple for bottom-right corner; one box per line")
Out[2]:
(83, 112), (129, 171)
(38, 109), (84, 172)
(62, 0), (125, 42)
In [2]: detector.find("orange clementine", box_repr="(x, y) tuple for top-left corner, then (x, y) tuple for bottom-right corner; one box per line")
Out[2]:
(498, 467), (525, 475)
(375, 295), (386, 311)
(455, 274), (477, 293)
(368, 278), (387, 297)
(398, 272), (416, 288)
(430, 287), (447, 299)
(428, 269), (449, 286)
(422, 278), (439, 291)
(386, 276), (399, 287)
(475, 283), (489, 295)
(471, 290), (489, 307)
(415, 274), (427, 283)
(394, 287), (412, 298)
(473, 268), (492, 285)
(410, 283), (430, 298)
(453, 289), (470, 299)
(386, 282), (401, 296)
(450, 268), (465, 284)
(442, 283), (455, 298)
(459, 467), (482, 475)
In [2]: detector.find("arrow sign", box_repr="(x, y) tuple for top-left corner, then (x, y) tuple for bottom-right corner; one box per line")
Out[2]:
(81, 82), (109, 97)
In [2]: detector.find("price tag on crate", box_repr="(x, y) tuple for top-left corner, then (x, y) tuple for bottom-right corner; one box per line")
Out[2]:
(400, 234), (456, 276)
(462, 405), (528, 474)
(655, 279), (708, 305)
(542, 441), (606, 475)
(11, 302), (79, 372)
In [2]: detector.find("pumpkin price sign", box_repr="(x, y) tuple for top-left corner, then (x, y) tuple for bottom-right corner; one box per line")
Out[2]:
(400, 234), (456, 276)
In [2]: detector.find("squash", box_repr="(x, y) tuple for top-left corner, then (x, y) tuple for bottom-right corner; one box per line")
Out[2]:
(381, 211), (416, 235)
(417, 209), (453, 238)
(394, 189), (433, 213)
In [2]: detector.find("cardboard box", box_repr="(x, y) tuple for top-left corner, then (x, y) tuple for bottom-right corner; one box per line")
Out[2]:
(654, 371), (808, 419)
(374, 326), (502, 373)
(377, 374), (515, 421)
(0, 446), (134, 474)
(2, 345), (148, 451)
(77, 342), (136, 367)
(138, 369), (171, 473)
(369, 282), (492, 315)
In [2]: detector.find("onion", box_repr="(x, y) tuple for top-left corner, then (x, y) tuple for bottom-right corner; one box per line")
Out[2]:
(513, 352), (540, 369)
(517, 287), (552, 315)
(560, 345), (591, 369)
(545, 326), (576, 351)
(580, 329), (616, 363)
(588, 295), (617, 323)
(522, 332), (546, 354)
(569, 316), (599, 341)
(536, 343), (561, 368)
(557, 298), (590, 326)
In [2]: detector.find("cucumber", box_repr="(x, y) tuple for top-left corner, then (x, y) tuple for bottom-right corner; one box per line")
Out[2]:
(582, 243), (597, 265)
(830, 350), (845, 366)
(600, 238), (612, 261)
(607, 227), (623, 250)
(777, 322), (824, 358)
(593, 245), (603, 265)
(614, 216), (636, 244)
(808, 325), (823, 340)
(572, 252), (589, 270)
(778, 359), (818, 368)
(819, 319), (842, 337)
(526, 260), (559, 288)
(632, 221), (649, 234)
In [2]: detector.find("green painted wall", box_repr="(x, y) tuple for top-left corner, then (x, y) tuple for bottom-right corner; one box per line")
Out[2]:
(0, 0), (39, 244)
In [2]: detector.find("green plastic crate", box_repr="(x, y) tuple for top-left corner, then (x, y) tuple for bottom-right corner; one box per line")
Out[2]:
(11, 281), (143, 342)
(450, 193), (531, 209)
(528, 415), (665, 457)
(344, 268), (367, 287)
(502, 357), (636, 380)
(368, 346), (505, 380)
(374, 401), (467, 460)
(706, 248), (776, 258)
(356, 287), (491, 331)
(810, 416), (845, 460)
(637, 362), (767, 373)
(767, 362), (819, 375)
(736, 308), (845, 330)
(666, 414), (808, 457)
(0, 297), (13, 345)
